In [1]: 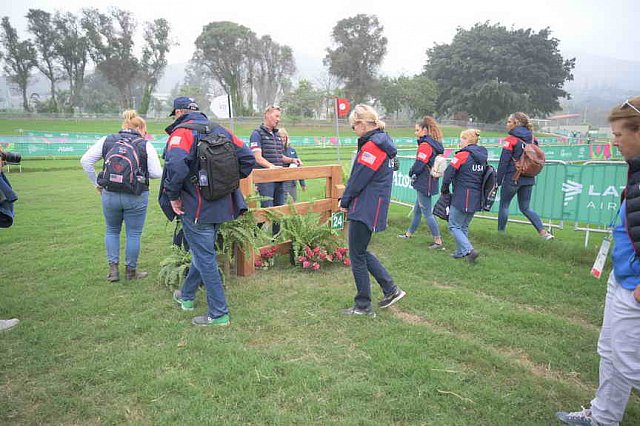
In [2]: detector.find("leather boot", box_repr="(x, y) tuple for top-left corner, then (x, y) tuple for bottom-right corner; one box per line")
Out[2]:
(107, 263), (119, 282)
(126, 266), (148, 280)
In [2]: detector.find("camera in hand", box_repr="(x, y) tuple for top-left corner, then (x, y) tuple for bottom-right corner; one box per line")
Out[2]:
(0, 151), (21, 164)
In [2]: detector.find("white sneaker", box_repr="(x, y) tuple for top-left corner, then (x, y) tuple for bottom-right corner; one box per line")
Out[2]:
(0, 318), (19, 331)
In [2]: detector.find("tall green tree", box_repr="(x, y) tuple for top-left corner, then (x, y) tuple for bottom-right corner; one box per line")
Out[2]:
(379, 75), (438, 119)
(254, 35), (296, 111)
(424, 22), (575, 122)
(324, 14), (387, 104)
(193, 21), (256, 116)
(280, 80), (322, 118)
(0, 17), (37, 111)
(26, 9), (61, 112)
(139, 18), (173, 115)
(52, 11), (90, 112)
(82, 7), (140, 110)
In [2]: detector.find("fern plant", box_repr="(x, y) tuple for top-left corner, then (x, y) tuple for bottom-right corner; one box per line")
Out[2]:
(266, 201), (344, 262)
(158, 246), (191, 289)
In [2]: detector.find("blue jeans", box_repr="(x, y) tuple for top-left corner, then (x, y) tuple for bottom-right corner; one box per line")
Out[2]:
(448, 205), (475, 257)
(497, 182), (543, 232)
(257, 181), (286, 235)
(407, 192), (441, 237)
(348, 220), (396, 309)
(101, 190), (149, 268)
(180, 216), (228, 319)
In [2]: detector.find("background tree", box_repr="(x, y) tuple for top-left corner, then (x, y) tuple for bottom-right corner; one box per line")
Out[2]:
(82, 7), (140, 110)
(424, 22), (575, 122)
(52, 11), (90, 112)
(280, 80), (322, 118)
(0, 17), (37, 111)
(193, 21), (256, 116)
(379, 75), (438, 119)
(254, 35), (296, 111)
(26, 9), (61, 112)
(81, 71), (121, 113)
(138, 18), (173, 115)
(324, 14), (387, 104)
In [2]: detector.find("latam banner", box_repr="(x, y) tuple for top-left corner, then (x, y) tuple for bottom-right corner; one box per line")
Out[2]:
(392, 157), (627, 227)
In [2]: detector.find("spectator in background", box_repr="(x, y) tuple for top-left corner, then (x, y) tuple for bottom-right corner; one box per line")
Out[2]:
(339, 104), (405, 317)
(398, 116), (445, 249)
(496, 112), (554, 240)
(0, 147), (19, 331)
(556, 97), (640, 426)
(441, 129), (487, 264)
(250, 106), (301, 235)
(80, 110), (162, 282)
(279, 127), (306, 202)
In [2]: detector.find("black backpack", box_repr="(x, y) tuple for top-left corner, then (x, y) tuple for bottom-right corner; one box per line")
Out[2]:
(175, 122), (240, 201)
(97, 137), (148, 195)
(468, 151), (498, 212)
(480, 164), (498, 211)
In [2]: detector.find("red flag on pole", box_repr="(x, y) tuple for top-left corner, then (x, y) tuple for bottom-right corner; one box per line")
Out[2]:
(336, 98), (350, 117)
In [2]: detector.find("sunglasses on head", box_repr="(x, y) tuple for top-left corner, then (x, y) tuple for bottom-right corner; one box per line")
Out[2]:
(621, 100), (640, 115)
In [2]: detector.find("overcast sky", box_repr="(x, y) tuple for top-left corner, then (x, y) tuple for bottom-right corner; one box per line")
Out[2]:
(2, 0), (639, 79)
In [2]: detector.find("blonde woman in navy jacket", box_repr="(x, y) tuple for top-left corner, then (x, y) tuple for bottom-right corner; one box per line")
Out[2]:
(441, 129), (487, 264)
(339, 104), (406, 317)
(398, 116), (445, 249)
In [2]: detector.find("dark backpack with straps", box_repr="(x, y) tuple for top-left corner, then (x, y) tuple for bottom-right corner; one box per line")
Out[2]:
(469, 150), (498, 212)
(97, 136), (148, 195)
(175, 121), (240, 201)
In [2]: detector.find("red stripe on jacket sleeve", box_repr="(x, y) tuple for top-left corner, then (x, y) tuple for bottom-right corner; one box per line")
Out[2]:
(502, 136), (518, 151)
(450, 151), (470, 170)
(357, 141), (387, 171)
(166, 128), (194, 152)
(416, 143), (433, 163)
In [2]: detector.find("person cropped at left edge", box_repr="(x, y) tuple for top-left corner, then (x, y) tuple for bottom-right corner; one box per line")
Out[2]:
(339, 104), (406, 318)
(80, 110), (162, 282)
(160, 96), (256, 327)
(0, 147), (20, 332)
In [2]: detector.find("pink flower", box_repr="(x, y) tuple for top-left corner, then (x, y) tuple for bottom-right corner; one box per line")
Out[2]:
(254, 259), (263, 268)
(343, 258), (351, 266)
(304, 246), (313, 258)
(312, 262), (320, 270)
(313, 246), (321, 254)
(303, 261), (311, 269)
(335, 252), (343, 260)
(318, 252), (326, 260)
(297, 256), (307, 263)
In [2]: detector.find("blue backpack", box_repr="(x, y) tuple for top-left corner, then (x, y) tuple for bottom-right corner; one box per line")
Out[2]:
(97, 137), (148, 195)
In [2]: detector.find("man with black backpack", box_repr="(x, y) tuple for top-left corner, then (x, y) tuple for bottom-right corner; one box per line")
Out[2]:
(159, 97), (256, 327)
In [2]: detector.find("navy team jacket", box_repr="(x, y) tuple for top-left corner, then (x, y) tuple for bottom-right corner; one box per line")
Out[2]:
(159, 111), (256, 224)
(441, 143), (488, 213)
(497, 126), (537, 186)
(340, 129), (397, 232)
(409, 135), (444, 196)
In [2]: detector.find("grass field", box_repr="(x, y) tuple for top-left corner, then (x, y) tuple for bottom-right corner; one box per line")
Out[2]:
(0, 117), (509, 140)
(2, 144), (640, 425)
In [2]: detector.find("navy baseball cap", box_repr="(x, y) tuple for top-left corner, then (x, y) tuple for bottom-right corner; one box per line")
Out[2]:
(169, 96), (199, 117)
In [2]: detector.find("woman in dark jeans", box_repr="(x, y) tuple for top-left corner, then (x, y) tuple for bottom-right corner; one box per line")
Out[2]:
(339, 104), (405, 317)
(496, 112), (554, 240)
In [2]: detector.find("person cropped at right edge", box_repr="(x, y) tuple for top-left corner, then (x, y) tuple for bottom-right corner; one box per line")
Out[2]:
(496, 112), (553, 240)
(556, 96), (640, 426)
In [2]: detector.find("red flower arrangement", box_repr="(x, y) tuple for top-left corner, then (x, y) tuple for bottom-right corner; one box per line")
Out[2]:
(296, 245), (350, 271)
(255, 246), (278, 270)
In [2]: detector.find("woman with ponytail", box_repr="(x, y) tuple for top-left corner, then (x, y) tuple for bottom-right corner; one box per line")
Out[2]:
(496, 112), (553, 240)
(398, 116), (445, 249)
(81, 110), (163, 282)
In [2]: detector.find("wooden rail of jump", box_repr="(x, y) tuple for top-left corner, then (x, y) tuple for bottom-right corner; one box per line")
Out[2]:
(236, 164), (344, 277)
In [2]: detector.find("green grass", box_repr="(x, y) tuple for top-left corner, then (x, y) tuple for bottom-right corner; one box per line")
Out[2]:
(0, 118), (507, 139)
(2, 153), (639, 424)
